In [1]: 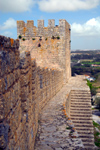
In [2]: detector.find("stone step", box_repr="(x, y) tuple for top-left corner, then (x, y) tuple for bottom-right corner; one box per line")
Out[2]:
(70, 104), (91, 108)
(75, 126), (93, 130)
(71, 98), (91, 102)
(71, 117), (92, 121)
(83, 144), (95, 149)
(72, 120), (93, 124)
(71, 101), (91, 103)
(80, 137), (94, 147)
(83, 143), (95, 148)
(78, 133), (94, 138)
(71, 99), (91, 102)
(77, 130), (94, 134)
(70, 108), (91, 112)
(71, 90), (90, 93)
(71, 101), (91, 104)
(70, 95), (91, 99)
(70, 112), (92, 116)
(74, 123), (93, 128)
(71, 94), (91, 97)
(70, 106), (91, 110)
(70, 94), (91, 98)
(70, 113), (92, 116)
(75, 128), (94, 134)
(70, 110), (92, 113)
(71, 91), (90, 93)
(71, 96), (91, 99)
(71, 114), (92, 117)
(70, 90), (94, 149)
(71, 98), (90, 100)
(71, 102), (91, 104)
(81, 137), (94, 143)
(71, 93), (91, 96)
(83, 145), (95, 150)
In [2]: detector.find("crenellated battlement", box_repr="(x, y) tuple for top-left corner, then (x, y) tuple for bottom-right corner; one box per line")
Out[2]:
(17, 19), (70, 38)
(17, 19), (70, 28)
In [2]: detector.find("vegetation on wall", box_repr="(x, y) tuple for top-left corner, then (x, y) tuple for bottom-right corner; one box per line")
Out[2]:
(32, 38), (35, 40)
(22, 38), (25, 41)
(57, 36), (60, 39)
(45, 38), (47, 41)
(95, 97), (100, 110)
(87, 80), (97, 96)
(18, 35), (22, 39)
(51, 36), (55, 39)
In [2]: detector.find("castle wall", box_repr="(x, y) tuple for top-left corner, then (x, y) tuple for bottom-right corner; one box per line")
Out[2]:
(17, 19), (71, 83)
(0, 36), (63, 150)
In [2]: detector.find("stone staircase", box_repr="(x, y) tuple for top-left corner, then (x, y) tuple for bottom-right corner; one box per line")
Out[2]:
(70, 90), (95, 149)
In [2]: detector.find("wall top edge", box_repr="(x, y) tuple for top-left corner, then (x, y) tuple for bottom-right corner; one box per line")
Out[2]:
(17, 19), (70, 28)
(0, 35), (19, 48)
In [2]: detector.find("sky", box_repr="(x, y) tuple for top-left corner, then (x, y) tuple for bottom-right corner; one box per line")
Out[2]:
(0, 0), (100, 50)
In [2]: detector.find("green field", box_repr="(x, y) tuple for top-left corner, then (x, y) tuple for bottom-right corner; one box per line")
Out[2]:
(81, 61), (100, 65)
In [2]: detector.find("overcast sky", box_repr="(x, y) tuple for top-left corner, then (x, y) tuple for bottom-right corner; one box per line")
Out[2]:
(0, 0), (100, 50)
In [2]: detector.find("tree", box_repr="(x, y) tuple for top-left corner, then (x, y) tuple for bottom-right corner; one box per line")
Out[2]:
(95, 97), (100, 110)
(91, 87), (97, 96)
(87, 80), (97, 96)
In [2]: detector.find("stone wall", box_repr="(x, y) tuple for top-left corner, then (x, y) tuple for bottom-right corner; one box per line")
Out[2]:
(17, 19), (71, 83)
(0, 36), (63, 150)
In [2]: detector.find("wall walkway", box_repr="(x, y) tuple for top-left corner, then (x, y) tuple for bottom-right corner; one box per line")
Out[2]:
(35, 76), (95, 150)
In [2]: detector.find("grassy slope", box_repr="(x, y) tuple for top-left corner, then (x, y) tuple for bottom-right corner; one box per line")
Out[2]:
(93, 76), (100, 87)
(93, 121), (100, 147)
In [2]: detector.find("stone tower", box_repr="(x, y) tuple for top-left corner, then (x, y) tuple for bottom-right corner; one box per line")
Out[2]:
(17, 19), (71, 82)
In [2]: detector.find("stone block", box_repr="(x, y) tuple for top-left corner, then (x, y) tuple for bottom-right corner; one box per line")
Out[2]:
(48, 19), (55, 27)
(7, 73), (12, 88)
(27, 20), (34, 28)
(20, 52), (28, 69)
(0, 123), (9, 149)
(14, 69), (20, 81)
(0, 95), (5, 122)
(20, 73), (29, 87)
(20, 86), (29, 101)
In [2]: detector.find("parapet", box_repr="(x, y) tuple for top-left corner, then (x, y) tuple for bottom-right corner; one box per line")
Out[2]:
(17, 20), (25, 28)
(17, 19), (70, 28)
(27, 20), (34, 28)
(0, 35), (19, 48)
(17, 19), (70, 38)
(38, 20), (44, 28)
(48, 19), (55, 27)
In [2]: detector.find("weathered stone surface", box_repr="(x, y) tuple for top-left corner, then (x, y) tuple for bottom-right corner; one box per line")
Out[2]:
(0, 124), (9, 149)
(0, 35), (64, 150)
